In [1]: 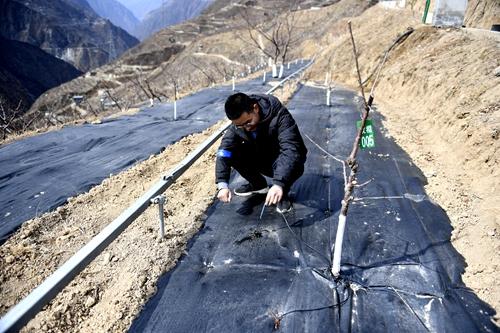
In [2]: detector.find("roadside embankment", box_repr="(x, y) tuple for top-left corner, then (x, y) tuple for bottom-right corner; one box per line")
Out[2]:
(303, 4), (500, 319)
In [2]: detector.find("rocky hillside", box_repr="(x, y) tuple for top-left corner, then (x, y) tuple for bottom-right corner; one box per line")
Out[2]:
(0, 36), (81, 115)
(86, 0), (140, 39)
(464, 0), (500, 29)
(23, 0), (341, 130)
(135, 0), (214, 40)
(0, 0), (139, 72)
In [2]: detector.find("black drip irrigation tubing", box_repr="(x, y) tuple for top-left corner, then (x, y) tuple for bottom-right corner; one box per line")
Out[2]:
(274, 288), (352, 323)
(280, 212), (332, 266)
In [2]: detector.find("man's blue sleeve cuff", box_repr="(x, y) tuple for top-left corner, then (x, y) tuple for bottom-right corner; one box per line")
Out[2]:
(217, 149), (232, 158)
(217, 182), (229, 190)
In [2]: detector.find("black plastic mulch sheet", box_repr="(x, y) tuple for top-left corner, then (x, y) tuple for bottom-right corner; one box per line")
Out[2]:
(130, 84), (498, 332)
(0, 63), (303, 242)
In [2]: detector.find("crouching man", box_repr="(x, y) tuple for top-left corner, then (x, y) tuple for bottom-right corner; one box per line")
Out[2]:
(215, 92), (307, 213)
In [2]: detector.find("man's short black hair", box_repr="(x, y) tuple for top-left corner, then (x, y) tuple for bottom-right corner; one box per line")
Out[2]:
(224, 93), (255, 120)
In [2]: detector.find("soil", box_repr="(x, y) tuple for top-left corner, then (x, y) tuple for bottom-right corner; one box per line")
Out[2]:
(1, 1), (498, 331)
(0, 121), (224, 332)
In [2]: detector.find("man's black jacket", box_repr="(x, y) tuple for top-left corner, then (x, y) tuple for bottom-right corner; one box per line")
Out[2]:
(215, 94), (307, 189)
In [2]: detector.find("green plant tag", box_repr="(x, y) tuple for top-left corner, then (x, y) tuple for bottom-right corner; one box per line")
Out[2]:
(356, 119), (375, 149)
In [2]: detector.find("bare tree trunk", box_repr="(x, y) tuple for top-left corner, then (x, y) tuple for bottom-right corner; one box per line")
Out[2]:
(189, 59), (217, 85)
(0, 98), (23, 140)
(101, 81), (124, 112)
(238, 1), (301, 72)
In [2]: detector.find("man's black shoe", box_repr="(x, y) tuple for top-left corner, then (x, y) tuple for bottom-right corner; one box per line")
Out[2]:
(234, 183), (268, 196)
(276, 197), (293, 214)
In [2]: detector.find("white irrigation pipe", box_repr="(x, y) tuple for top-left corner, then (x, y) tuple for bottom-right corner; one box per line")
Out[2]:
(272, 64), (278, 78)
(332, 214), (347, 273)
(267, 60), (314, 95)
(174, 100), (177, 120)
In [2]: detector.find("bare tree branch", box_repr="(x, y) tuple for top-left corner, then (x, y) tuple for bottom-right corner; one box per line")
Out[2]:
(101, 81), (124, 112)
(84, 98), (99, 117)
(0, 98), (24, 140)
(188, 58), (217, 85)
(20, 111), (39, 131)
(238, 1), (301, 65)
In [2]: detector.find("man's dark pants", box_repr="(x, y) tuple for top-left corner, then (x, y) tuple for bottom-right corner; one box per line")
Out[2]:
(228, 144), (304, 196)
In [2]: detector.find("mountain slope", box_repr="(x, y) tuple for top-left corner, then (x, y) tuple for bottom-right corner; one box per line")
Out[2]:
(86, 0), (140, 38)
(0, 36), (81, 115)
(135, 0), (214, 40)
(464, 0), (500, 29)
(115, 0), (164, 20)
(0, 0), (140, 72)
(25, 0), (345, 126)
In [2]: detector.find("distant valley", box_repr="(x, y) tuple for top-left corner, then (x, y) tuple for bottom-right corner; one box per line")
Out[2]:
(0, 0), (139, 72)
(86, 0), (141, 39)
(134, 0), (214, 40)
(0, 0), (213, 124)
(1, 0), (341, 136)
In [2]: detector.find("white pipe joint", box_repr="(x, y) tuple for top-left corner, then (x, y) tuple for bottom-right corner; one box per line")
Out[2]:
(272, 64), (278, 78)
(150, 195), (166, 238)
(331, 214), (347, 277)
(174, 100), (177, 120)
(278, 65), (284, 79)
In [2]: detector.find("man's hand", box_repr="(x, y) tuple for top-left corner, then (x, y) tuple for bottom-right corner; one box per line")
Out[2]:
(217, 188), (232, 203)
(265, 184), (283, 206)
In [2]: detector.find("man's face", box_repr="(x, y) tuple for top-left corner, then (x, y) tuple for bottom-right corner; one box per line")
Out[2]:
(232, 103), (260, 132)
